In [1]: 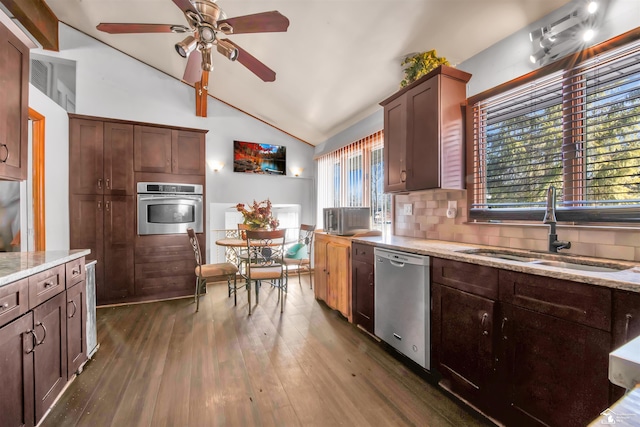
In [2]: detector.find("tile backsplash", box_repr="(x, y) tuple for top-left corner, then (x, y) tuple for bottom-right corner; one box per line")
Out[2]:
(394, 189), (640, 262)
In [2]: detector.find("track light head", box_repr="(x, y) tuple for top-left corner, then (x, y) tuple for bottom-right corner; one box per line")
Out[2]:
(216, 39), (239, 61)
(175, 35), (197, 58)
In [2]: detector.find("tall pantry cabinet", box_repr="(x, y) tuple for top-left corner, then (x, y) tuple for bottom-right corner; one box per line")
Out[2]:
(69, 116), (136, 305)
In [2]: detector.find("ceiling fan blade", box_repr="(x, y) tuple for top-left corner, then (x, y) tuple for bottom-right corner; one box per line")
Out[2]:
(96, 23), (186, 34)
(218, 11), (289, 34)
(183, 49), (203, 84)
(223, 39), (276, 82)
(172, 0), (195, 14)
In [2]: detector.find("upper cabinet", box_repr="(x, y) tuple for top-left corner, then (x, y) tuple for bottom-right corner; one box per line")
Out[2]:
(69, 117), (135, 195)
(380, 65), (471, 193)
(134, 126), (206, 175)
(0, 21), (29, 181)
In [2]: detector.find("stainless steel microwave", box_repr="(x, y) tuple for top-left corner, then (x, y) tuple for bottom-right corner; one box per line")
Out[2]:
(323, 207), (371, 236)
(137, 182), (203, 235)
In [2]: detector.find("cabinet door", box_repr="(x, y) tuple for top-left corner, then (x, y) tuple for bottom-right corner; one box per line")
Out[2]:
(612, 290), (640, 349)
(66, 280), (87, 378)
(134, 125), (172, 173)
(33, 292), (67, 424)
(0, 24), (29, 181)
(0, 312), (34, 427)
(352, 259), (374, 333)
(327, 242), (350, 318)
(383, 95), (407, 192)
(501, 304), (610, 427)
(432, 285), (496, 398)
(103, 195), (135, 302)
(314, 239), (328, 302)
(69, 118), (104, 195)
(103, 122), (134, 195)
(70, 195), (104, 301)
(172, 130), (205, 175)
(406, 77), (439, 190)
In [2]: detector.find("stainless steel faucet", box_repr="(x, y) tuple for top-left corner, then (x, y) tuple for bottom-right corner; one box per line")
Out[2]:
(543, 185), (571, 253)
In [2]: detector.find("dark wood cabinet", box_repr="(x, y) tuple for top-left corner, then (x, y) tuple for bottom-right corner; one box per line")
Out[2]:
(70, 194), (135, 304)
(352, 243), (374, 333)
(0, 21), (29, 181)
(69, 118), (135, 196)
(380, 66), (471, 193)
(501, 304), (610, 427)
(134, 126), (205, 174)
(66, 279), (87, 379)
(32, 291), (67, 423)
(432, 257), (612, 426)
(0, 312), (34, 427)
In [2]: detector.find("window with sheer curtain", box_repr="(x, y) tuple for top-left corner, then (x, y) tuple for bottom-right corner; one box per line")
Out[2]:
(470, 36), (640, 223)
(316, 130), (391, 233)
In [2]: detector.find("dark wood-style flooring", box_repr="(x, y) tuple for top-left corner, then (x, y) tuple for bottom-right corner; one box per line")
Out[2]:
(41, 275), (493, 427)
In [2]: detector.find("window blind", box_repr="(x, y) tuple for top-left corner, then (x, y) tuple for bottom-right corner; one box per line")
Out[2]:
(471, 38), (640, 222)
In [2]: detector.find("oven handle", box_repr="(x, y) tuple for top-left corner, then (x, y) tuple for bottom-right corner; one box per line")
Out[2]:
(138, 195), (203, 202)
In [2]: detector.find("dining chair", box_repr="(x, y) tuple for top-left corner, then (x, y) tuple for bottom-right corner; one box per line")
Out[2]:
(187, 228), (239, 312)
(283, 224), (315, 289)
(236, 223), (252, 275)
(245, 228), (286, 314)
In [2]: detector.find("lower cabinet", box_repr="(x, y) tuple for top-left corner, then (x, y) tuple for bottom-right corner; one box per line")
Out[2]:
(0, 257), (87, 427)
(432, 257), (612, 427)
(314, 233), (351, 319)
(351, 243), (375, 333)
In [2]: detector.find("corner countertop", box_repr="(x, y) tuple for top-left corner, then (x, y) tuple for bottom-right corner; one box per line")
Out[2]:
(0, 250), (91, 287)
(352, 235), (640, 293)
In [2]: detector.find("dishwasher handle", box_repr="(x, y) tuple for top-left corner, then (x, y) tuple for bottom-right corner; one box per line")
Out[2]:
(389, 260), (406, 268)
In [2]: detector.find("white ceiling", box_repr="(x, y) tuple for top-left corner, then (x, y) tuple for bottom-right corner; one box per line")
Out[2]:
(44, 0), (571, 145)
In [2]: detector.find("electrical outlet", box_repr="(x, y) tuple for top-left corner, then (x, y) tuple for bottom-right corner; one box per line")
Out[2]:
(403, 203), (413, 215)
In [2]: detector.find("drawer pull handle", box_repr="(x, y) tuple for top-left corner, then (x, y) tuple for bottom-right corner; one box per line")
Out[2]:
(481, 313), (489, 336)
(393, 333), (402, 340)
(0, 302), (8, 310)
(25, 329), (38, 354)
(400, 170), (407, 183)
(501, 317), (508, 340)
(43, 280), (55, 288)
(0, 144), (8, 163)
(35, 322), (47, 346)
(625, 313), (633, 343)
(68, 300), (78, 318)
(72, 267), (81, 276)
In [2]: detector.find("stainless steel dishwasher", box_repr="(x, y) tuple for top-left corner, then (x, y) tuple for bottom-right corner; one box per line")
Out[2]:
(374, 248), (430, 370)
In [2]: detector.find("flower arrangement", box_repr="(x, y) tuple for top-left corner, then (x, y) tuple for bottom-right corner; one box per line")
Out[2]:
(236, 199), (280, 230)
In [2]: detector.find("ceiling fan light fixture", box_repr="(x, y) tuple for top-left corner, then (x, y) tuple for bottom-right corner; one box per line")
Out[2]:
(216, 39), (238, 61)
(198, 25), (216, 46)
(175, 35), (198, 58)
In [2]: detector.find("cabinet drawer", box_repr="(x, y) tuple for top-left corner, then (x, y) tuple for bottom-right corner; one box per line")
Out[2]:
(28, 265), (65, 309)
(66, 257), (85, 288)
(499, 270), (611, 331)
(431, 258), (499, 299)
(352, 243), (374, 263)
(0, 278), (29, 327)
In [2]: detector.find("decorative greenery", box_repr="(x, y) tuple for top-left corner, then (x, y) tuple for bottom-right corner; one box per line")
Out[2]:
(236, 199), (280, 230)
(400, 50), (450, 88)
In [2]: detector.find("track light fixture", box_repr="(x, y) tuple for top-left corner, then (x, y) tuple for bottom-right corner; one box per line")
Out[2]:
(175, 35), (197, 58)
(528, 1), (600, 65)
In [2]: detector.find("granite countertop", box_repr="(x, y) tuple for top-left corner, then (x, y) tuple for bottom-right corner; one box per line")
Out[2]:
(0, 250), (91, 287)
(353, 235), (640, 293)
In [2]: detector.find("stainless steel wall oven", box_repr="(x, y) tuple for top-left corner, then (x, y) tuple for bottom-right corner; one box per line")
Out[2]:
(137, 182), (203, 235)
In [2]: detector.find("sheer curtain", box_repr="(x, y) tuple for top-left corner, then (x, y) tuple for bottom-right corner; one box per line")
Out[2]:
(316, 130), (391, 234)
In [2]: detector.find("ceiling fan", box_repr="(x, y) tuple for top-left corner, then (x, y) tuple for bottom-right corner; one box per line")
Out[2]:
(96, 0), (289, 115)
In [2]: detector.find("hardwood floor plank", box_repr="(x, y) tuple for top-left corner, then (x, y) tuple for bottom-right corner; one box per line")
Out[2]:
(40, 275), (493, 427)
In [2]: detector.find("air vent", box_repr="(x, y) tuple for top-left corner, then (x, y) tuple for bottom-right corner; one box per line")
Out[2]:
(30, 59), (51, 96)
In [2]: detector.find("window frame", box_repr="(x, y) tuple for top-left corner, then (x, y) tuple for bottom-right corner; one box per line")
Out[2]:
(466, 27), (640, 224)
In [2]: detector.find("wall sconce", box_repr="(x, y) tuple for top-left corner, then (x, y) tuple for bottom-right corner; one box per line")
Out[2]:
(290, 167), (303, 177)
(208, 160), (224, 172)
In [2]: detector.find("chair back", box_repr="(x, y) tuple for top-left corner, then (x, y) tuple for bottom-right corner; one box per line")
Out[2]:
(187, 227), (203, 268)
(286, 224), (315, 260)
(245, 229), (286, 268)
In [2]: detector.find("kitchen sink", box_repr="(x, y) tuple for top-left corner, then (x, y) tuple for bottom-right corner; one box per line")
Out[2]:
(458, 248), (631, 272)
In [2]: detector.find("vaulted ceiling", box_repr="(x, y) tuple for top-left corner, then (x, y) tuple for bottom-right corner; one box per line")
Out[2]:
(40, 0), (570, 145)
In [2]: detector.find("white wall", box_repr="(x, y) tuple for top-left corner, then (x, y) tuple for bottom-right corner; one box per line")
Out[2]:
(29, 24), (315, 255)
